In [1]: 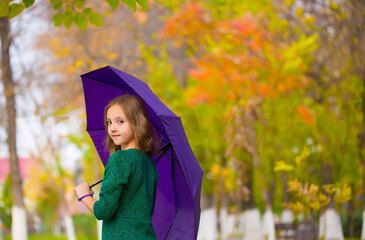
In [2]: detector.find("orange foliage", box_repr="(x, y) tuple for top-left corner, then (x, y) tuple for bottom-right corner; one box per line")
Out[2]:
(297, 105), (313, 125)
(159, 2), (212, 43)
(161, 4), (312, 107)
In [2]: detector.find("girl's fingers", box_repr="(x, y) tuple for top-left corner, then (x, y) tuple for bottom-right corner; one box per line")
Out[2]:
(74, 182), (93, 197)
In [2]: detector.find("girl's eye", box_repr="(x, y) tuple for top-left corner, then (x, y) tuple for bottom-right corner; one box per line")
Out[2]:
(118, 120), (124, 124)
(107, 120), (112, 125)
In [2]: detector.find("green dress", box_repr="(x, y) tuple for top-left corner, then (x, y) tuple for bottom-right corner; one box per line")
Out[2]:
(93, 149), (159, 240)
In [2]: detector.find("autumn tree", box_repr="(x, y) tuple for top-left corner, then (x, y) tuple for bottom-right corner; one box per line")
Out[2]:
(152, 2), (321, 239)
(272, 0), (364, 237)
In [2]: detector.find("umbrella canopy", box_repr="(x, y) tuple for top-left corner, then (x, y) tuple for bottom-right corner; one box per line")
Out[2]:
(81, 66), (203, 240)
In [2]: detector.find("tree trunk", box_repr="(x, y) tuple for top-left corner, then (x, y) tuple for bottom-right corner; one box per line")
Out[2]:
(59, 187), (76, 240)
(358, 18), (365, 240)
(242, 170), (255, 210)
(0, 17), (28, 240)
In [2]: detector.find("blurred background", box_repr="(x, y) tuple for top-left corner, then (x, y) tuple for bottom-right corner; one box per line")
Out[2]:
(0, 0), (364, 239)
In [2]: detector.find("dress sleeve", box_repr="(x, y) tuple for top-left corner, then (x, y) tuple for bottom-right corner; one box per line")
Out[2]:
(93, 151), (131, 220)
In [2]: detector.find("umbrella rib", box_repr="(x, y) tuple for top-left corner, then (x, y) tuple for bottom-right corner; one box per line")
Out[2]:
(154, 142), (171, 165)
(171, 152), (178, 211)
(163, 151), (179, 239)
(86, 128), (106, 131)
(157, 116), (169, 145)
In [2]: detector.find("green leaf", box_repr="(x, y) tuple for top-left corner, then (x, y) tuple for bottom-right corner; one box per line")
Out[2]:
(73, 0), (85, 9)
(9, 3), (24, 19)
(121, 0), (137, 12)
(52, 1), (63, 10)
(82, 7), (92, 16)
(22, 0), (35, 8)
(64, 11), (73, 28)
(74, 13), (87, 31)
(53, 13), (64, 27)
(89, 12), (103, 26)
(65, 3), (72, 13)
(136, 0), (148, 10)
(106, 0), (119, 10)
(0, 1), (9, 17)
(50, 0), (58, 4)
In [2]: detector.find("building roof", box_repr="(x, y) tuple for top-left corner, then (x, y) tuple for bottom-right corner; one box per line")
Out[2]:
(0, 157), (31, 181)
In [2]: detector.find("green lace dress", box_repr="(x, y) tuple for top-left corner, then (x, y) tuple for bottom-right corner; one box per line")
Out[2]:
(93, 149), (159, 240)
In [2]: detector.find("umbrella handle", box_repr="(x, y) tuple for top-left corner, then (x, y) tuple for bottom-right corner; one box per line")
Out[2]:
(90, 179), (103, 189)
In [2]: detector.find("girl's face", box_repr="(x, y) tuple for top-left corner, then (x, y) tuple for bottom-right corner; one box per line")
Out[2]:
(107, 104), (135, 150)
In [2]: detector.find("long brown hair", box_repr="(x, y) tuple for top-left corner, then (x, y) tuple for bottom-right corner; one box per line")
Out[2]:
(104, 95), (159, 157)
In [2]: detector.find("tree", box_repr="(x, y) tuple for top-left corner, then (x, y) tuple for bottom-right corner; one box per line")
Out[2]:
(0, 16), (28, 240)
(0, 0), (151, 30)
(272, 0), (364, 237)
(161, 0), (316, 202)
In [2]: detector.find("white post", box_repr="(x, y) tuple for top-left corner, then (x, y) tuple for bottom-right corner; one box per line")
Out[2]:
(281, 209), (294, 238)
(64, 214), (76, 240)
(319, 208), (344, 240)
(197, 208), (218, 240)
(243, 208), (262, 240)
(262, 208), (275, 240)
(11, 206), (28, 240)
(361, 210), (365, 240)
(220, 207), (228, 240)
(97, 220), (102, 240)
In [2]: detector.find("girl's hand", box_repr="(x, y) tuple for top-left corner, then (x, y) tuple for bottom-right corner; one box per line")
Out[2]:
(74, 182), (94, 199)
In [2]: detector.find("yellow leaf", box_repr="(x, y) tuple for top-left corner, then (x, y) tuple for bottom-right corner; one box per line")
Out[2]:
(289, 201), (304, 214)
(287, 178), (302, 194)
(303, 15), (316, 25)
(319, 193), (330, 207)
(295, 144), (311, 166)
(296, 7), (304, 17)
(329, 0), (339, 9)
(308, 200), (321, 210)
(308, 184), (318, 198)
(75, 59), (83, 68)
(285, 0), (295, 7)
(323, 184), (336, 195)
(222, 168), (230, 178)
(274, 161), (294, 172)
(107, 40), (113, 46)
(334, 184), (351, 203)
(211, 163), (220, 178)
(134, 11), (148, 24)
(107, 53), (118, 61)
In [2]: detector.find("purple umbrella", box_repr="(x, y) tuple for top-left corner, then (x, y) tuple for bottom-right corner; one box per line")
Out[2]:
(80, 66), (203, 240)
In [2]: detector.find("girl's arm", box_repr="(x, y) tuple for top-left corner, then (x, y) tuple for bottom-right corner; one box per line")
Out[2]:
(74, 182), (96, 214)
(80, 195), (96, 213)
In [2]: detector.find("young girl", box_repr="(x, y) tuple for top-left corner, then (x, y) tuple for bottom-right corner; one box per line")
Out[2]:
(74, 94), (159, 240)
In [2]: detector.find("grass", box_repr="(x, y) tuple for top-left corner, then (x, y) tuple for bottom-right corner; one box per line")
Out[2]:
(2, 234), (92, 240)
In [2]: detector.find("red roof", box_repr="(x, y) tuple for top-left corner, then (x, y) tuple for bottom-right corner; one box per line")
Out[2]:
(0, 158), (31, 181)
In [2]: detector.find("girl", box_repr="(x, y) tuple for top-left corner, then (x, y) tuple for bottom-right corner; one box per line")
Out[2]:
(74, 94), (159, 240)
